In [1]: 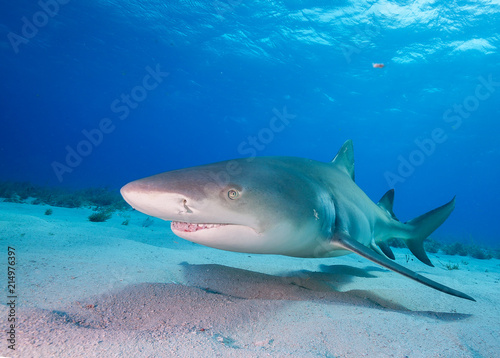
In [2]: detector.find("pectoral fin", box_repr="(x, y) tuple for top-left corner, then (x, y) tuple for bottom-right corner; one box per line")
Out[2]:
(333, 231), (475, 301)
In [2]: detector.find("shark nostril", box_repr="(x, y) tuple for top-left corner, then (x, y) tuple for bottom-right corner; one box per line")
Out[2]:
(183, 199), (193, 213)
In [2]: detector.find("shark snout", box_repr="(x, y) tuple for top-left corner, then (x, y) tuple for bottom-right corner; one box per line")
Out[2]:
(120, 180), (195, 220)
(120, 181), (143, 207)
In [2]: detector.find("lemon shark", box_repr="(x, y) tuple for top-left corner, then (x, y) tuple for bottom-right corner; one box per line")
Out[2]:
(120, 140), (475, 301)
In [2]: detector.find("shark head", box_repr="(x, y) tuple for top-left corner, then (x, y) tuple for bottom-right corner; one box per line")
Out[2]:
(121, 157), (335, 255)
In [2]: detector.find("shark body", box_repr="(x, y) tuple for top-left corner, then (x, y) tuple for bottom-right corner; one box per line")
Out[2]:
(120, 140), (475, 301)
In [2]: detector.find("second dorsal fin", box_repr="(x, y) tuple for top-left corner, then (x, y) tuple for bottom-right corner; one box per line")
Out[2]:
(377, 189), (398, 220)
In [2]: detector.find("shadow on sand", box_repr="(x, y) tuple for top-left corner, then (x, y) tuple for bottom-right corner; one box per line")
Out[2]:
(37, 262), (471, 334)
(179, 262), (472, 321)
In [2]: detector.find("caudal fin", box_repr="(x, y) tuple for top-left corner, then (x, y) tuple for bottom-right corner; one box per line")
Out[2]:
(403, 197), (456, 267)
(334, 195), (473, 301)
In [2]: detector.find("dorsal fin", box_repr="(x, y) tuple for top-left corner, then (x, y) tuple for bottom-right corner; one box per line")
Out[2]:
(331, 140), (354, 181)
(377, 189), (398, 220)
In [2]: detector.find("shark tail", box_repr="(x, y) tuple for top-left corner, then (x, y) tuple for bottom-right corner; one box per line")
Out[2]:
(402, 196), (456, 267)
(334, 195), (473, 300)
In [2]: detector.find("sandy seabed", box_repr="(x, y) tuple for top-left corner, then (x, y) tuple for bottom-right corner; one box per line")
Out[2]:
(0, 201), (498, 358)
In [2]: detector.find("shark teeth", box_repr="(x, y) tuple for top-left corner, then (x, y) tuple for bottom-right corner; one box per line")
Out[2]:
(171, 221), (227, 233)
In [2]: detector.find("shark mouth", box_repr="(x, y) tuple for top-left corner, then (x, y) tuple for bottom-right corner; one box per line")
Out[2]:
(171, 221), (228, 233)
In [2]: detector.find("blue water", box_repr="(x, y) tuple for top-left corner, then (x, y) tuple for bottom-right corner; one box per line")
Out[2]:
(1, 1), (499, 246)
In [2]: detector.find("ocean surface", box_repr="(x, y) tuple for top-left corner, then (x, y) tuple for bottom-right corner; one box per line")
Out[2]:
(1, 0), (499, 246)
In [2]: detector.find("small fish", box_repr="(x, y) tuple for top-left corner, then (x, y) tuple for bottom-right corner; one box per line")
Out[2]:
(373, 63), (385, 68)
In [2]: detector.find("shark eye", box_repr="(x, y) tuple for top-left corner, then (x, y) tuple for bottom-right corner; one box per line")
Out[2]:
(227, 189), (239, 200)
